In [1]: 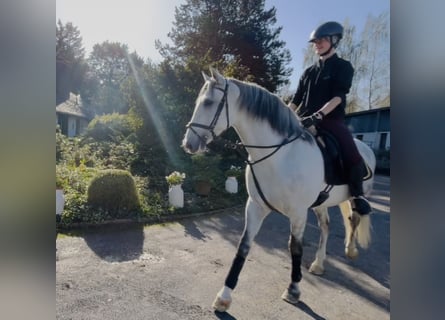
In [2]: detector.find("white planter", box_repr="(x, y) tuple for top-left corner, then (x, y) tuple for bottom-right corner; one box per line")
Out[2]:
(168, 184), (184, 208)
(56, 189), (65, 216)
(225, 176), (238, 194)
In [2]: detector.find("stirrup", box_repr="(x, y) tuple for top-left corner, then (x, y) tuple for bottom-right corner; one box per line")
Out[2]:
(352, 196), (371, 215)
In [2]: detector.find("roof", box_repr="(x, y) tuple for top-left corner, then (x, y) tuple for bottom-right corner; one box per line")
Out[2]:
(56, 93), (90, 119)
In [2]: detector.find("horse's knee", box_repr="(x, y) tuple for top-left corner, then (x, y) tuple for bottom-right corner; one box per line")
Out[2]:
(237, 234), (252, 258)
(289, 235), (303, 256)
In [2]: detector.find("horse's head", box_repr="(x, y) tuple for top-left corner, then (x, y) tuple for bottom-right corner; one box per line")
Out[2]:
(182, 68), (233, 154)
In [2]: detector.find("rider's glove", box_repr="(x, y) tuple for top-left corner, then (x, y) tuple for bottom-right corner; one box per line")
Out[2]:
(301, 111), (324, 128)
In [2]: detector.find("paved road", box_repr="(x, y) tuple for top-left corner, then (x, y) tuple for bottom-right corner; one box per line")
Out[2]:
(56, 175), (390, 320)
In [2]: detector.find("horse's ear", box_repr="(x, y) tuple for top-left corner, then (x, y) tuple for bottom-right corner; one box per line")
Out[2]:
(210, 67), (225, 84)
(202, 71), (211, 82)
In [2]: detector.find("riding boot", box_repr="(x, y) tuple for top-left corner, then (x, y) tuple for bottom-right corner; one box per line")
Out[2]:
(348, 160), (372, 215)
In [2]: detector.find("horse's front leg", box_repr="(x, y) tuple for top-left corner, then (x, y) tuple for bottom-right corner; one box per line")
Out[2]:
(281, 211), (308, 305)
(213, 199), (268, 312)
(309, 206), (330, 275)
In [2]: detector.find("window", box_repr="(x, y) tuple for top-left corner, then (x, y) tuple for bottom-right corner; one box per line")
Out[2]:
(379, 132), (388, 150)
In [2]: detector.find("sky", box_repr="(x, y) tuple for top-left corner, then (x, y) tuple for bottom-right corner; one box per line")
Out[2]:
(56, 0), (389, 89)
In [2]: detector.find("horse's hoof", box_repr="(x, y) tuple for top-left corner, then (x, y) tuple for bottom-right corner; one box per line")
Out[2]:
(281, 286), (300, 305)
(309, 263), (324, 275)
(212, 296), (232, 312)
(345, 247), (359, 259)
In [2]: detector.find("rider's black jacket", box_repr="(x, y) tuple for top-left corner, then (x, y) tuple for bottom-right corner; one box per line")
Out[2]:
(291, 53), (354, 120)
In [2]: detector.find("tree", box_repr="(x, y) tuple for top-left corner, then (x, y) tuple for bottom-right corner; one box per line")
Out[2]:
(156, 0), (291, 93)
(56, 20), (87, 104)
(358, 12), (390, 109)
(87, 41), (144, 114)
(337, 20), (360, 112)
(152, 0), (293, 157)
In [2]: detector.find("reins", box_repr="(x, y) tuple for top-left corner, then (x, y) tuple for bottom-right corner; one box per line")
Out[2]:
(215, 134), (302, 215)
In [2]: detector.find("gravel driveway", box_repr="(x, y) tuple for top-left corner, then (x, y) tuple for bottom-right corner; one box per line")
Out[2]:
(56, 174), (390, 319)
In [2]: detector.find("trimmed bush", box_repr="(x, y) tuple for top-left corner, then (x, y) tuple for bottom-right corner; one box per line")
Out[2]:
(87, 169), (140, 218)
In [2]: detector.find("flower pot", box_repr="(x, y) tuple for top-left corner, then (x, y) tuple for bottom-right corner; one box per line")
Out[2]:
(225, 176), (238, 194)
(168, 184), (184, 208)
(195, 180), (212, 196)
(56, 189), (65, 216)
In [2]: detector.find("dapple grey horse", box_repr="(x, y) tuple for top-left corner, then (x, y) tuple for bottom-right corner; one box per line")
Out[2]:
(182, 68), (375, 311)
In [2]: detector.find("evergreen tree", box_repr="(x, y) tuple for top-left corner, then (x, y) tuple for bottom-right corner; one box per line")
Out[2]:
(156, 0), (291, 92)
(56, 20), (87, 104)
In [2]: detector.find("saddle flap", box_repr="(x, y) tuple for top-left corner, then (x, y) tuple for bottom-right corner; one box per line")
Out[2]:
(315, 129), (347, 185)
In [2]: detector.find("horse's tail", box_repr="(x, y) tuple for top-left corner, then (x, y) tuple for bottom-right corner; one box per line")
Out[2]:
(356, 214), (371, 249)
(339, 201), (372, 249)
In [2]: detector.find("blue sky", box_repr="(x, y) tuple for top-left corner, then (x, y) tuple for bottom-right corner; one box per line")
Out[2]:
(56, 0), (389, 89)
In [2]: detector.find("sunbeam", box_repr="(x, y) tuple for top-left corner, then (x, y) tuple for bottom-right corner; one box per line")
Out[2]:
(126, 53), (181, 167)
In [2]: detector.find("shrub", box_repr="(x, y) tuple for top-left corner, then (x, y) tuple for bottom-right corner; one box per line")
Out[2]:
(83, 113), (135, 142)
(190, 153), (223, 187)
(224, 165), (244, 179)
(87, 169), (141, 218)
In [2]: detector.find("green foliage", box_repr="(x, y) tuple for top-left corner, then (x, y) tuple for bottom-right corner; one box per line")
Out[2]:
(156, 0), (291, 92)
(56, 20), (87, 104)
(190, 153), (224, 187)
(87, 169), (141, 218)
(84, 113), (136, 142)
(56, 125), (67, 162)
(165, 171), (186, 187)
(85, 41), (145, 115)
(56, 164), (98, 195)
(56, 164), (99, 226)
(225, 165), (244, 179)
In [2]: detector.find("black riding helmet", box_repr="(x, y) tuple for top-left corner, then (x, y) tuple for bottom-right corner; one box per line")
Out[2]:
(309, 21), (343, 55)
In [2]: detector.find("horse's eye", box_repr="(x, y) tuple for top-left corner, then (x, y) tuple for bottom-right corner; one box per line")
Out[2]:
(203, 99), (213, 107)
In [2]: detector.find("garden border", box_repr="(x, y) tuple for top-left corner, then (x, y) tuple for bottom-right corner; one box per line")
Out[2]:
(56, 204), (245, 232)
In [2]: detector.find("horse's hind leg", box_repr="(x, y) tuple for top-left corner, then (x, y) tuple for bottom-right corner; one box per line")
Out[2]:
(212, 199), (268, 312)
(281, 211), (308, 305)
(309, 206), (329, 275)
(340, 200), (372, 259)
(340, 200), (360, 259)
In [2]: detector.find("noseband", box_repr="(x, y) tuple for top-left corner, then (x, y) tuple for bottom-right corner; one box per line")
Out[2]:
(186, 80), (230, 143)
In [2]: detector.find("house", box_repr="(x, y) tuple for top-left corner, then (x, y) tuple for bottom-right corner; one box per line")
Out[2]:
(56, 93), (91, 137)
(345, 107), (390, 170)
(345, 106), (390, 150)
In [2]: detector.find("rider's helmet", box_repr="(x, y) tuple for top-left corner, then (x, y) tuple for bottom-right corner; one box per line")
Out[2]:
(309, 21), (343, 50)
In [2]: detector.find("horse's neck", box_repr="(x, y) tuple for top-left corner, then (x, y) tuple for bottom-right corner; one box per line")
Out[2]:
(232, 112), (286, 161)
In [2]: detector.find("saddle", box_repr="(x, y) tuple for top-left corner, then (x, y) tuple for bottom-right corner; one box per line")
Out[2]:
(310, 128), (372, 207)
(315, 129), (348, 186)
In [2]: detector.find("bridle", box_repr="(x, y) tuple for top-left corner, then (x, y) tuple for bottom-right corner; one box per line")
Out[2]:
(185, 80), (230, 145)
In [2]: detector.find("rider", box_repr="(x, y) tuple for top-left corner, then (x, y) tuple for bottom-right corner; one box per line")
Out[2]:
(288, 21), (371, 215)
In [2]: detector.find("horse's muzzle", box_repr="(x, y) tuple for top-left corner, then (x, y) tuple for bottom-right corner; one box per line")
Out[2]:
(182, 129), (207, 154)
